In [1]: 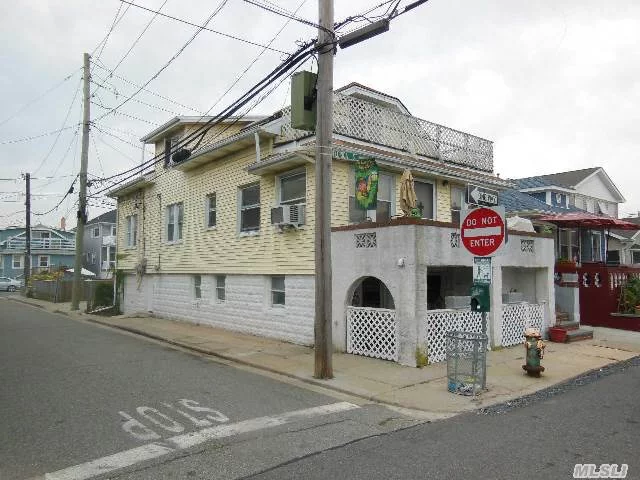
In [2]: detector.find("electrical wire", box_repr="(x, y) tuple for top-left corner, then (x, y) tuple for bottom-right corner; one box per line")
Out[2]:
(89, 40), (316, 193)
(93, 0), (229, 124)
(0, 69), (80, 128)
(33, 77), (83, 175)
(92, 2), (131, 61)
(118, 0), (289, 54)
(242, 0), (324, 31)
(200, 0), (309, 121)
(0, 126), (79, 145)
(92, 0), (170, 102)
(33, 176), (78, 216)
(91, 64), (205, 115)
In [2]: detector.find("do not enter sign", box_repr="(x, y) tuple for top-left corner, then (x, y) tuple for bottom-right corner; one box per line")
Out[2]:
(461, 206), (506, 257)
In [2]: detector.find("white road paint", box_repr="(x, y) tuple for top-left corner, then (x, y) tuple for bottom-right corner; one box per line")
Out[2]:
(43, 402), (359, 480)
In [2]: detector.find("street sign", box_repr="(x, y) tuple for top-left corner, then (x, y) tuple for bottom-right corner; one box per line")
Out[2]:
(467, 184), (499, 207)
(473, 257), (492, 284)
(461, 205), (506, 257)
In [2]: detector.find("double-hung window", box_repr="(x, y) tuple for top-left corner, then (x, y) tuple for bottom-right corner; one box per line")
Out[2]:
(166, 203), (184, 243)
(450, 184), (465, 225)
(125, 215), (138, 248)
(559, 228), (580, 261)
(240, 184), (260, 233)
(216, 275), (226, 302)
(279, 171), (306, 205)
(194, 275), (202, 299)
(163, 135), (180, 168)
(206, 194), (217, 228)
(414, 180), (435, 220)
(12, 255), (23, 269)
(349, 171), (394, 223)
(271, 275), (285, 306)
(39, 255), (49, 268)
(92, 226), (100, 238)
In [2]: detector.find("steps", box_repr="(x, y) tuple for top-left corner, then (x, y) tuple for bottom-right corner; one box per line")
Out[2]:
(550, 311), (593, 343)
(565, 328), (594, 342)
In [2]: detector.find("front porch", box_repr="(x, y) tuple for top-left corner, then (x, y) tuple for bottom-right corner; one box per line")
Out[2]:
(331, 218), (555, 366)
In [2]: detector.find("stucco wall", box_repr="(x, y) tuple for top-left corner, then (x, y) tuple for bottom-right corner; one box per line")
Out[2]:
(123, 273), (314, 345)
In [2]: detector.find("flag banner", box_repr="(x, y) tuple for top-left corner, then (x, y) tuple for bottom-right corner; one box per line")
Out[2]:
(354, 158), (378, 210)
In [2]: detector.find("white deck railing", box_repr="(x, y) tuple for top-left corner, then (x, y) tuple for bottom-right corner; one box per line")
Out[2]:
(279, 93), (493, 172)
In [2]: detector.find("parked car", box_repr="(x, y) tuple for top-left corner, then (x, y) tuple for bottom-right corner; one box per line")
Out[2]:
(0, 276), (21, 292)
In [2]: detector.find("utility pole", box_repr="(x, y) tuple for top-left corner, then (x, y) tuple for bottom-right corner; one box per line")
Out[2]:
(71, 52), (91, 310)
(23, 173), (31, 291)
(314, 0), (334, 379)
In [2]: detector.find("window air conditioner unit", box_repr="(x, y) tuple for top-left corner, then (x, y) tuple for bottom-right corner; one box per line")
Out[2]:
(271, 204), (305, 228)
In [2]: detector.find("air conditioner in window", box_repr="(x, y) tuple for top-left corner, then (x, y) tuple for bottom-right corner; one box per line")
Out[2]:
(271, 204), (305, 228)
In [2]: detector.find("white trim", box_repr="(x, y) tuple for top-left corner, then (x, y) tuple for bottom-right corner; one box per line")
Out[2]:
(575, 167), (626, 203)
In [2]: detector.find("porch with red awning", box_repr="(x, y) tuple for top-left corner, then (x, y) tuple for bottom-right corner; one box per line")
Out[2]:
(536, 212), (640, 230)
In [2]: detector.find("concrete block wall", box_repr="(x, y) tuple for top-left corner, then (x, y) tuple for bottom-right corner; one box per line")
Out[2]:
(123, 273), (315, 345)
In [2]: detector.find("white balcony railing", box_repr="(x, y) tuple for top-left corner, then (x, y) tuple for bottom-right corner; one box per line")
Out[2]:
(102, 235), (116, 246)
(1, 238), (75, 251)
(278, 92), (494, 172)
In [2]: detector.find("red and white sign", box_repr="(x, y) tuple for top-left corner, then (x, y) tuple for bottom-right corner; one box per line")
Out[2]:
(461, 206), (506, 257)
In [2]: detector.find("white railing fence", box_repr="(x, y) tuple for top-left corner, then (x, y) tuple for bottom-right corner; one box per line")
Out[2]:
(347, 306), (398, 361)
(424, 309), (483, 364)
(279, 93), (493, 173)
(2, 238), (75, 250)
(501, 303), (544, 347)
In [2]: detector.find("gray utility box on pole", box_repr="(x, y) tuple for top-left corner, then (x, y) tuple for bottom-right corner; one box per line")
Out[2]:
(290, 71), (317, 131)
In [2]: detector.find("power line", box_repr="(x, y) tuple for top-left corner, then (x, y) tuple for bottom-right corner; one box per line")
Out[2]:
(91, 2), (131, 59)
(93, 1), (229, 124)
(90, 101), (161, 126)
(118, 0), (289, 54)
(0, 126), (79, 145)
(202, 0), (309, 119)
(33, 176), (78, 216)
(242, 0), (323, 31)
(91, 64), (205, 115)
(89, 41), (315, 195)
(93, 0), (170, 99)
(0, 69), (81, 128)
(33, 77), (83, 175)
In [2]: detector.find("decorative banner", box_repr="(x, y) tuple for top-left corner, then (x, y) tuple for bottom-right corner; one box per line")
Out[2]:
(354, 158), (379, 210)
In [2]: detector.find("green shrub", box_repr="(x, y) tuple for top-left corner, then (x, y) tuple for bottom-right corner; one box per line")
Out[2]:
(619, 277), (640, 314)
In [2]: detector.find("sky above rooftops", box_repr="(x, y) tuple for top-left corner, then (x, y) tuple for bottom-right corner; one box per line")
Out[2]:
(1, 0), (639, 229)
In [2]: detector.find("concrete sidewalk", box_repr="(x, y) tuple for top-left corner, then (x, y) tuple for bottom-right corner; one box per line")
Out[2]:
(8, 295), (640, 418)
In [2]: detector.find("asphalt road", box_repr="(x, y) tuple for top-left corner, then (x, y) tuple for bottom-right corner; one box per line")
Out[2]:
(250, 357), (640, 480)
(0, 300), (419, 480)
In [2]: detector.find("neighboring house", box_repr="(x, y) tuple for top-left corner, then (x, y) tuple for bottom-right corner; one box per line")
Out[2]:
(513, 167), (626, 264)
(0, 224), (75, 277)
(608, 216), (640, 265)
(110, 82), (556, 366)
(83, 210), (117, 278)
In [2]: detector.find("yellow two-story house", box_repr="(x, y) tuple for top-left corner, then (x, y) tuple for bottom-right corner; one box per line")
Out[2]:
(111, 83), (555, 366)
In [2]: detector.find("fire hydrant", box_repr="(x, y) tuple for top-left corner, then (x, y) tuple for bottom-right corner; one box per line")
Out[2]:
(522, 328), (545, 377)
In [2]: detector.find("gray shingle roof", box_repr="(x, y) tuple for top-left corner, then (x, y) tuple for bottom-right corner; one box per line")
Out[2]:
(514, 167), (600, 189)
(87, 209), (116, 225)
(500, 189), (580, 214)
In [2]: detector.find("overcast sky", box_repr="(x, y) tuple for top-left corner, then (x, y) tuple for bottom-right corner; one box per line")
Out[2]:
(1, 0), (639, 229)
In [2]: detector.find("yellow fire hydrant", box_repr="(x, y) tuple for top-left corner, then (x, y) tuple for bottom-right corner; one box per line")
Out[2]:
(522, 328), (545, 377)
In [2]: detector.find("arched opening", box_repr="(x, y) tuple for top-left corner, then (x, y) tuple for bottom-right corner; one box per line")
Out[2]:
(350, 276), (395, 310)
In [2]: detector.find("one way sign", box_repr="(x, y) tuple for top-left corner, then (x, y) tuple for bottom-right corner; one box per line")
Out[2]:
(467, 184), (499, 207)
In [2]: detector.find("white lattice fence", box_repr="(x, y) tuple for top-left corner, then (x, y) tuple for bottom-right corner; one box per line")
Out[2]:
(347, 307), (397, 361)
(501, 303), (544, 347)
(424, 309), (483, 364)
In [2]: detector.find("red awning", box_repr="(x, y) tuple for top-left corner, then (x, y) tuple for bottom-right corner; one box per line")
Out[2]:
(536, 212), (640, 230)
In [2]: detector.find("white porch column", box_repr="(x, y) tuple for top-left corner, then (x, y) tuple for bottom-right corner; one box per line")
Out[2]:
(489, 263), (503, 348)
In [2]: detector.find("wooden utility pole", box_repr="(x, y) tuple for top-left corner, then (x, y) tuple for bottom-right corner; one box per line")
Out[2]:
(23, 173), (31, 290)
(71, 52), (91, 310)
(314, 0), (334, 379)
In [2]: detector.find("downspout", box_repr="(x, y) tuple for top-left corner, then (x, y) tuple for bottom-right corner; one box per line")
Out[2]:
(254, 132), (261, 163)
